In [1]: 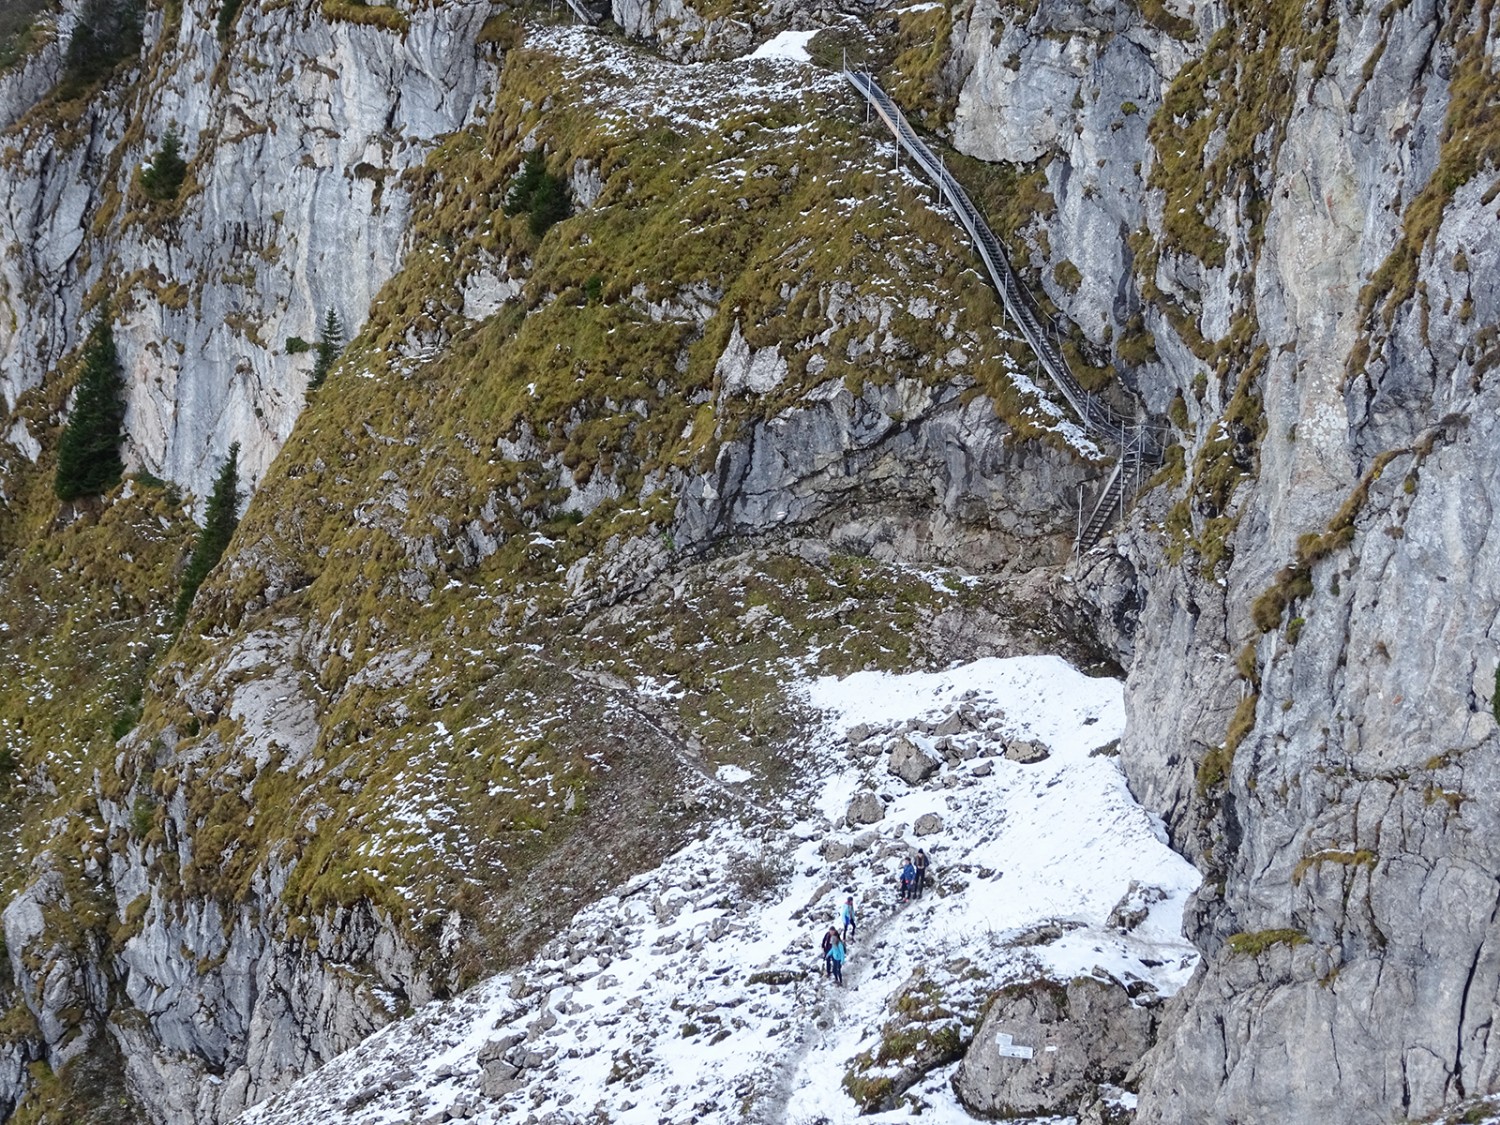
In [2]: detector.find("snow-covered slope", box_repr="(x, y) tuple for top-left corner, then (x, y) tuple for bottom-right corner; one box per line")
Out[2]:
(236, 656), (1198, 1124)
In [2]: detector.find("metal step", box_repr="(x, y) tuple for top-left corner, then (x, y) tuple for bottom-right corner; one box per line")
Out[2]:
(845, 69), (1160, 463)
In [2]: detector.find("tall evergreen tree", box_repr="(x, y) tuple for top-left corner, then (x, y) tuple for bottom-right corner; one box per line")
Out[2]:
(504, 149), (571, 238)
(55, 308), (126, 501)
(175, 443), (240, 625)
(308, 308), (343, 389)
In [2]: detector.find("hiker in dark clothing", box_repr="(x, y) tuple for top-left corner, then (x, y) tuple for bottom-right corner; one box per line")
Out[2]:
(914, 849), (929, 898)
(821, 926), (838, 976)
(842, 896), (857, 942)
(830, 935), (846, 985)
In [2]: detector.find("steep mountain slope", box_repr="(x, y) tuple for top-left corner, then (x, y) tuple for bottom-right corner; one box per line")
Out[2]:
(233, 656), (1200, 1125)
(0, 7), (1105, 1123)
(0, 0), (1497, 1121)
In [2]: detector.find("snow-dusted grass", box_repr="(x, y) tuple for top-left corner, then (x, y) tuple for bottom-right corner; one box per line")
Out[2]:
(236, 656), (1197, 1125)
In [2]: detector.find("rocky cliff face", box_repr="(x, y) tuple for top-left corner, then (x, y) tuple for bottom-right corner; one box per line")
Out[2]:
(0, 0), (498, 500)
(2, 0), (1498, 1120)
(940, 0), (1500, 1120)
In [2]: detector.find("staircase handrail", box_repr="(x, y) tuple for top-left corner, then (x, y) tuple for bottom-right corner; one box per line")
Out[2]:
(845, 69), (1161, 461)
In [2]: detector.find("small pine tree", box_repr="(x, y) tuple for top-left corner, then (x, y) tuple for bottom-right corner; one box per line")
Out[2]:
(55, 308), (126, 501)
(503, 150), (546, 215)
(504, 149), (571, 238)
(61, 0), (143, 92)
(140, 124), (188, 201)
(175, 443), (240, 624)
(308, 308), (343, 389)
(528, 173), (570, 237)
(216, 0), (244, 40)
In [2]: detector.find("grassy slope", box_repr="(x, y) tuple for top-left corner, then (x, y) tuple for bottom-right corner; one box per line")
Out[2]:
(0, 18), (1090, 1118)
(136, 28), (1078, 952)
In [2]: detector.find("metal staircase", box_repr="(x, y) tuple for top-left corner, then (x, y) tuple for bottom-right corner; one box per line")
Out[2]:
(844, 69), (1160, 550)
(560, 0), (603, 25)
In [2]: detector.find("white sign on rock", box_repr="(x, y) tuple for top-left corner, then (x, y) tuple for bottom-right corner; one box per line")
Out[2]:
(994, 1032), (1034, 1060)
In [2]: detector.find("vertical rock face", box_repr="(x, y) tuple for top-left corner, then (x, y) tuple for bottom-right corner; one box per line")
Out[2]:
(0, 0), (498, 500)
(947, 0), (1189, 363)
(941, 0), (1500, 1120)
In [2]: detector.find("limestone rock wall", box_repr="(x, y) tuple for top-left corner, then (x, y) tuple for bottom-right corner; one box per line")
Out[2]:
(939, 0), (1500, 1120)
(0, 0), (498, 502)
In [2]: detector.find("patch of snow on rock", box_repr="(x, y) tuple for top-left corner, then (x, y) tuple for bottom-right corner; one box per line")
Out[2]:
(746, 30), (818, 62)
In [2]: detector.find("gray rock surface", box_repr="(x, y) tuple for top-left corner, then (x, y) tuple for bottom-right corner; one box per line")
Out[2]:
(1004, 739), (1050, 765)
(1020, 2), (1500, 1123)
(953, 975), (1155, 1118)
(887, 739), (942, 786)
(845, 792), (886, 827)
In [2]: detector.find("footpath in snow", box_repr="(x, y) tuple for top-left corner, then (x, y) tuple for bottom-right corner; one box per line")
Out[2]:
(237, 656), (1199, 1125)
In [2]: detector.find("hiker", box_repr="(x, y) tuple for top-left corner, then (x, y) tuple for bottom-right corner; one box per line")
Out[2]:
(821, 926), (838, 976)
(829, 934), (846, 985)
(914, 849), (929, 898)
(841, 895), (857, 942)
(900, 857), (917, 901)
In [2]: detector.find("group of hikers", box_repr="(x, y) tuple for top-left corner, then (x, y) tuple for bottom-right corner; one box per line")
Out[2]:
(818, 849), (930, 986)
(820, 896), (856, 984)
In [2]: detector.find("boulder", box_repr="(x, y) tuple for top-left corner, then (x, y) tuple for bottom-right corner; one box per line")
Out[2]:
(1004, 738), (1050, 764)
(819, 838), (853, 862)
(845, 792), (886, 826)
(930, 713), (966, 737)
(1106, 881), (1168, 933)
(913, 812), (944, 836)
(888, 738), (941, 785)
(952, 975), (1154, 1119)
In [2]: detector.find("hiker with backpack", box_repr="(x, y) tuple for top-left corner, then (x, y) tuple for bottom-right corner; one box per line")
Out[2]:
(841, 895), (857, 942)
(821, 926), (838, 977)
(914, 849), (929, 898)
(829, 934), (846, 985)
(900, 857), (917, 901)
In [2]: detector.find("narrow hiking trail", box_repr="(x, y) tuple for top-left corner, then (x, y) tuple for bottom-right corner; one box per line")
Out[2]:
(238, 657), (1199, 1125)
(760, 884), (924, 1121)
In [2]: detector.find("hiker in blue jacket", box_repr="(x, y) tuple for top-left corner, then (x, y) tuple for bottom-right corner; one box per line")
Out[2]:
(829, 934), (846, 985)
(841, 895), (857, 942)
(821, 926), (838, 976)
(900, 858), (917, 901)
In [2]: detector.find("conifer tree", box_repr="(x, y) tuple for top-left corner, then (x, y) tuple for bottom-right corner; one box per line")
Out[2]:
(175, 443), (240, 625)
(55, 308), (126, 501)
(140, 124), (188, 201)
(308, 308), (343, 389)
(504, 149), (571, 238)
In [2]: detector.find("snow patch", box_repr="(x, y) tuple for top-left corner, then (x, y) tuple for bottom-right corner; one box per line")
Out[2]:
(746, 30), (818, 62)
(237, 656), (1197, 1125)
